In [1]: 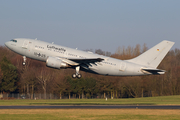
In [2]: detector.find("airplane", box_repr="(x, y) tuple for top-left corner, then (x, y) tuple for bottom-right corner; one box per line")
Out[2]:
(5, 38), (174, 78)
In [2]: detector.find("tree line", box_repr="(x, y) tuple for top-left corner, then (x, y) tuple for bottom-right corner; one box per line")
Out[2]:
(0, 44), (180, 99)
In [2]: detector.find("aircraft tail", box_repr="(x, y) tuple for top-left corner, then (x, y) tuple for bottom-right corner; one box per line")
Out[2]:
(126, 40), (175, 68)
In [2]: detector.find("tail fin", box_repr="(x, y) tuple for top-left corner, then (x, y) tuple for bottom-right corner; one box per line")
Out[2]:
(126, 40), (175, 68)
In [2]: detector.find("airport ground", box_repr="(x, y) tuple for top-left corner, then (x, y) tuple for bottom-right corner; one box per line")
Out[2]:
(0, 95), (180, 119)
(0, 109), (180, 120)
(1, 95), (180, 105)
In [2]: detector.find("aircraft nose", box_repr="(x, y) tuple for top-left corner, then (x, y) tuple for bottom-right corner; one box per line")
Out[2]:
(5, 42), (9, 47)
(5, 41), (10, 48)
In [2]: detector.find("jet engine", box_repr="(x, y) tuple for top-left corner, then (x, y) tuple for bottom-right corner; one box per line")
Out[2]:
(46, 56), (68, 69)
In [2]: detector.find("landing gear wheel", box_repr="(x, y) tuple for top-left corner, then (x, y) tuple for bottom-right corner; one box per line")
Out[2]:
(72, 74), (77, 78)
(72, 66), (82, 78)
(72, 74), (82, 79)
(77, 74), (82, 79)
(23, 62), (26, 65)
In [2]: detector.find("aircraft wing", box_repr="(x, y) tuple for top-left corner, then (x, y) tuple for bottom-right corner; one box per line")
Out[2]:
(60, 57), (104, 66)
(141, 68), (166, 75)
(70, 58), (104, 63)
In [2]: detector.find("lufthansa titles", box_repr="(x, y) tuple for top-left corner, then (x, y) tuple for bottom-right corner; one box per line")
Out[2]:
(47, 45), (66, 52)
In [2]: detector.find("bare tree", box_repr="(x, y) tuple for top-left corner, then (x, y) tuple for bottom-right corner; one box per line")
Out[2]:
(125, 77), (142, 98)
(142, 43), (148, 53)
(95, 49), (105, 55)
(133, 44), (141, 57)
(36, 68), (54, 99)
(53, 71), (67, 99)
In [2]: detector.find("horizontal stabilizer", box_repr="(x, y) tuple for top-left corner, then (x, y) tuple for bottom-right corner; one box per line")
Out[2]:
(141, 68), (166, 75)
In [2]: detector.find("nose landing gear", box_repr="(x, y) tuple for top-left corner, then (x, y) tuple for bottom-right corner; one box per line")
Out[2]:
(72, 66), (82, 79)
(23, 56), (26, 65)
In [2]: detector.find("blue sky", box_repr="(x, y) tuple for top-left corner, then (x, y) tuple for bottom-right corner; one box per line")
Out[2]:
(0, 0), (180, 53)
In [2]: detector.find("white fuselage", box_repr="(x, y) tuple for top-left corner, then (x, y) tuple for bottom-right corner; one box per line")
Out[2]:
(5, 38), (152, 76)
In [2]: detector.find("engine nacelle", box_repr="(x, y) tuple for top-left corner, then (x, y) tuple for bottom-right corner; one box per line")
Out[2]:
(46, 57), (68, 69)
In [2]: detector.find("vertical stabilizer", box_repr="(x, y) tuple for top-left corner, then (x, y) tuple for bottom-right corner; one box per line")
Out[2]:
(126, 40), (174, 68)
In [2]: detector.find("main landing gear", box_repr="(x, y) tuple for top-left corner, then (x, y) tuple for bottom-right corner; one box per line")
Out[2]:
(72, 66), (82, 79)
(23, 56), (26, 65)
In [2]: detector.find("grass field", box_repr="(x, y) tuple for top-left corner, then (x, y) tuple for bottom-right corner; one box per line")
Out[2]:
(1, 95), (180, 105)
(0, 109), (180, 120)
(1, 95), (180, 120)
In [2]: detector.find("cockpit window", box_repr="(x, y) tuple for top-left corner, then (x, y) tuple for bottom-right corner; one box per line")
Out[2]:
(10, 39), (17, 43)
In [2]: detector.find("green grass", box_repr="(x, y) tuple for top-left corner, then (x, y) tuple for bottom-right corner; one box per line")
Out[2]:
(1, 95), (180, 105)
(0, 114), (55, 120)
(1, 114), (179, 120)
(0, 109), (180, 120)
